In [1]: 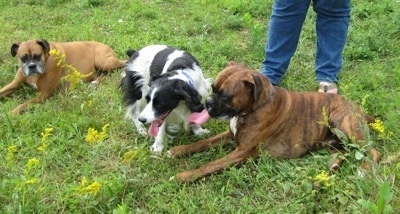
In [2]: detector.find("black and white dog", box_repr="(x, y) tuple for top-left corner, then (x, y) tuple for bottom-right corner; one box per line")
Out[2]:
(122, 45), (211, 153)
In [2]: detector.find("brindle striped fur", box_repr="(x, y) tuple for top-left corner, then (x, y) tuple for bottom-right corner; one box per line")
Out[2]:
(168, 62), (380, 182)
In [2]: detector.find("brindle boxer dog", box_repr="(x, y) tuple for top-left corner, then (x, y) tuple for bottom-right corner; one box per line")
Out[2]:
(0, 39), (125, 114)
(168, 61), (381, 182)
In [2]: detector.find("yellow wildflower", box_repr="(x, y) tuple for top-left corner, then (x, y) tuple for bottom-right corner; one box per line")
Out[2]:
(78, 177), (101, 195)
(101, 123), (110, 133)
(370, 119), (384, 134)
(49, 49), (60, 56)
(63, 65), (90, 89)
(25, 178), (39, 185)
(123, 150), (139, 164)
(49, 49), (66, 67)
(313, 171), (333, 187)
(79, 176), (88, 188)
(49, 48), (91, 90)
(85, 124), (110, 144)
(37, 143), (48, 152)
(26, 158), (40, 171)
(8, 145), (18, 153)
(41, 127), (54, 142)
(87, 99), (93, 107)
(85, 128), (98, 143)
(122, 148), (148, 164)
(369, 119), (393, 139)
(81, 181), (101, 195)
(6, 145), (18, 163)
(37, 127), (54, 151)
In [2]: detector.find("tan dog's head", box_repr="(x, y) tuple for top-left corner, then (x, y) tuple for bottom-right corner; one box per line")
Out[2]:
(11, 39), (50, 77)
(205, 61), (274, 119)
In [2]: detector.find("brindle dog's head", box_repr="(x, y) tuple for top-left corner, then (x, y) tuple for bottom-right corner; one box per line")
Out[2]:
(205, 61), (274, 119)
(11, 39), (50, 77)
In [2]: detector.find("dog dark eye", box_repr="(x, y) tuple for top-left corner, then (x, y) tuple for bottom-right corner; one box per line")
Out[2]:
(217, 91), (229, 102)
(20, 54), (28, 62)
(153, 99), (164, 109)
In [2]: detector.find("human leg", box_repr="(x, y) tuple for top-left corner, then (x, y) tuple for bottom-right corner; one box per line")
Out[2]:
(314, 0), (351, 86)
(260, 0), (311, 85)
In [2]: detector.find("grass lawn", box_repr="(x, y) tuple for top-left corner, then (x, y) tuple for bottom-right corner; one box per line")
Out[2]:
(0, 0), (399, 213)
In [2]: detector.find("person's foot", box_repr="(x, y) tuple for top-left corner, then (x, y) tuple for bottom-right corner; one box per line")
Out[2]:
(318, 82), (338, 94)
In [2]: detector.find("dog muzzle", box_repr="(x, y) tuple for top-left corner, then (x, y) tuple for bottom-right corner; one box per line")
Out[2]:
(205, 95), (234, 119)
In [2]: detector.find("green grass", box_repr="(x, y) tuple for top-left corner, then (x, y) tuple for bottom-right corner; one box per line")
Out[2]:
(0, 0), (399, 213)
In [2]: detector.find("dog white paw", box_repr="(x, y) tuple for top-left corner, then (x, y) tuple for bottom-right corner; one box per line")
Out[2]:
(191, 124), (210, 136)
(150, 143), (164, 154)
(193, 128), (210, 136)
(138, 128), (147, 136)
(166, 150), (174, 158)
(169, 176), (176, 181)
(88, 81), (99, 88)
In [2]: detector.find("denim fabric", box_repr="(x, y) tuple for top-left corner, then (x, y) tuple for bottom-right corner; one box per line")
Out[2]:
(260, 0), (351, 85)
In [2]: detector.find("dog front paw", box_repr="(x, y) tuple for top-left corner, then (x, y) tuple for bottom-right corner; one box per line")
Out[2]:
(11, 109), (20, 115)
(167, 145), (190, 157)
(191, 124), (210, 136)
(173, 171), (200, 182)
(166, 148), (180, 158)
(88, 81), (99, 88)
(194, 128), (210, 136)
(11, 105), (25, 115)
(138, 128), (147, 136)
(150, 143), (164, 154)
(166, 150), (175, 158)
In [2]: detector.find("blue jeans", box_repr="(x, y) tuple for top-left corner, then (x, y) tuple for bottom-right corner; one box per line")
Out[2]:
(260, 0), (351, 85)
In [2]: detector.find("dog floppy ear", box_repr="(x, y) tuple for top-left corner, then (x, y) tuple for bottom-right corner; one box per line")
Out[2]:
(243, 74), (263, 103)
(174, 81), (204, 113)
(36, 39), (50, 54)
(251, 74), (263, 103)
(243, 74), (266, 111)
(249, 73), (274, 111)
(10, 43), (21, 57)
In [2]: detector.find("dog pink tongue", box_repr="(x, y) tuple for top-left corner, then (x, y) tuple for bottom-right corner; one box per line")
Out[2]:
(189, 109), (210, 125)
(149, 110), (209, 137)
(149, 122), (159, 137)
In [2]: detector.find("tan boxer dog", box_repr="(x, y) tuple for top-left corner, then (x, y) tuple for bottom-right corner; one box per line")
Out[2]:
(168, 61), (381, 182)
(0, 39), (125, 114)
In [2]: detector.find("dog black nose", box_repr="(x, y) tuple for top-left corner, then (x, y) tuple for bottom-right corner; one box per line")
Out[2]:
(28, 63), (36, 69)
(138, 117), (146, 124)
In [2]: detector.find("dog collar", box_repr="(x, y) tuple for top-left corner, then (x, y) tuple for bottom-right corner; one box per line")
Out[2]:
(181, 71), (194, 87)
(254, 83), (275, 111)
